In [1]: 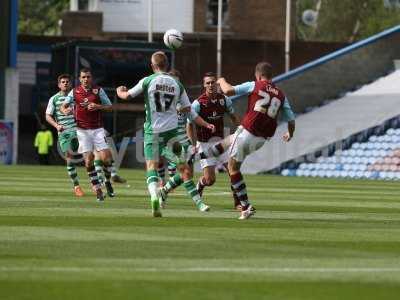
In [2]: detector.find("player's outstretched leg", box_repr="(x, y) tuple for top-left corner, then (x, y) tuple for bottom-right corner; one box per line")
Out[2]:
(67, 161), (84, 197)
(159, 173), (183, 207)
(146, 169), (162, 217)
(199, 143), (225, 160)
(183, 178), (210, 212)
(195, 135), (233, 162)
(160, 169), (209, 212)
(179, 164), (210, 212)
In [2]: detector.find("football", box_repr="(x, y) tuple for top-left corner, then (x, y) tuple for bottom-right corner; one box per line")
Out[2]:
(163, 29), (183, 50)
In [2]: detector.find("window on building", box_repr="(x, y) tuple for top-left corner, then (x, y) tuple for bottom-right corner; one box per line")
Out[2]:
(78, 0), (89, 11)
(384, 0), (400, 8)
(206, 0), (229, 27)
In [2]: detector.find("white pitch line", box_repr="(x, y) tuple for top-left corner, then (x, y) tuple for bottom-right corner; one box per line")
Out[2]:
(1, 267), (400, 273)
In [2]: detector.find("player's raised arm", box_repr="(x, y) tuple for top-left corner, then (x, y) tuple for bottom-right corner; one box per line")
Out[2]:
(117, 78), (146, 101)
(116, 86), (131, 100)
(217, 77), (235, 96)
(218, 78), (256, 99)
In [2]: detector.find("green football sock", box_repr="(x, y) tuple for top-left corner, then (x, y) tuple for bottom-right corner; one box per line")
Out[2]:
(94, 159), (104, 182)
(164, 173), (183, 194)
(183, 179), (202, 206)
(167, 163), (177, 177)
(67, 163), (79, 187)
(146, 169), (159, 200)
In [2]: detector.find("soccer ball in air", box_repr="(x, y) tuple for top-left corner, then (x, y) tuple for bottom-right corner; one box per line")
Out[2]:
(163, 29), (183, 50)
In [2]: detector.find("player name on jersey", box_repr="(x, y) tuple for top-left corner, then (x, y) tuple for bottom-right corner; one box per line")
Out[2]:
(156, 84), (175, 93)
(266, 85), (279, 96)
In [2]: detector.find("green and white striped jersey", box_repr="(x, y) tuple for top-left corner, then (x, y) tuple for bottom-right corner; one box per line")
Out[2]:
(45, 92), (76, 133)
(128, 72), (191, 134)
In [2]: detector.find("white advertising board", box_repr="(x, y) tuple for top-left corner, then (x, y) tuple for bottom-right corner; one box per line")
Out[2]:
(97, 0), (194, 33)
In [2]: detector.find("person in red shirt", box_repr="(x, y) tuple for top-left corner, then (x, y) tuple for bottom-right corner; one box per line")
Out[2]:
(189, 72), (241, 197)
(63, 68), (115, 201)
(217, 62), (296, 220)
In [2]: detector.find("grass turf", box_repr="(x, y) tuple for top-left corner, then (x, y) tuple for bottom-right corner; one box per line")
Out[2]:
(1, 164), (400, 299)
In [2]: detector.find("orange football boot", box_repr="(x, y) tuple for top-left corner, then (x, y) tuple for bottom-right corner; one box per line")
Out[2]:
(74, 186), (84, 197)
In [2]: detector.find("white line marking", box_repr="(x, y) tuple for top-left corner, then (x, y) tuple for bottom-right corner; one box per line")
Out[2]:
(1, 267), (400, 273)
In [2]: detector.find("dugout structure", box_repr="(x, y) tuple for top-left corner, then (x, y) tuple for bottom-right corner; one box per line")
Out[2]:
(51, 40), (174, 161)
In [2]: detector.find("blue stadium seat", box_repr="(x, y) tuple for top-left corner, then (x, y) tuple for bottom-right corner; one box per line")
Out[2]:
(369, 136), (378, 142)
(281, 169), (290, 176)
(387, 128), (395, 135)
(287, 114), (400, 181)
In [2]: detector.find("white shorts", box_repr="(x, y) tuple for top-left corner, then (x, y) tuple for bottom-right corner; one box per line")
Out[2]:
(197, 140), (229, 169)
(229, 126), (267, 162)
(76, 127), (109, 154)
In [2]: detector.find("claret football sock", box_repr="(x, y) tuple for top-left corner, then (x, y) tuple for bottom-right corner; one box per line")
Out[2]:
(87, 165), (101, 191)
(157, 164), (166, 184)
(230, 184), (241, 208)
(230, 172), (249, 209)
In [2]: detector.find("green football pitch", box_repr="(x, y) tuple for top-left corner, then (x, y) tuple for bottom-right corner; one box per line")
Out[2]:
(1, 165), (400, 299)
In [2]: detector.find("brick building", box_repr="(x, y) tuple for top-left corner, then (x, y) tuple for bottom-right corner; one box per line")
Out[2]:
(62, 0), (344, 93)
(64, 0), (295, 41)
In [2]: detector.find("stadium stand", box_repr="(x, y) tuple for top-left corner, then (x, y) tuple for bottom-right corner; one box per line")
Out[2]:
(279, 68), (400, 179)
(281, 66), (400, 180)
(241, 68), (400, 174)
(282, 125), (400, 180)
(240, 25), (400, 175)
